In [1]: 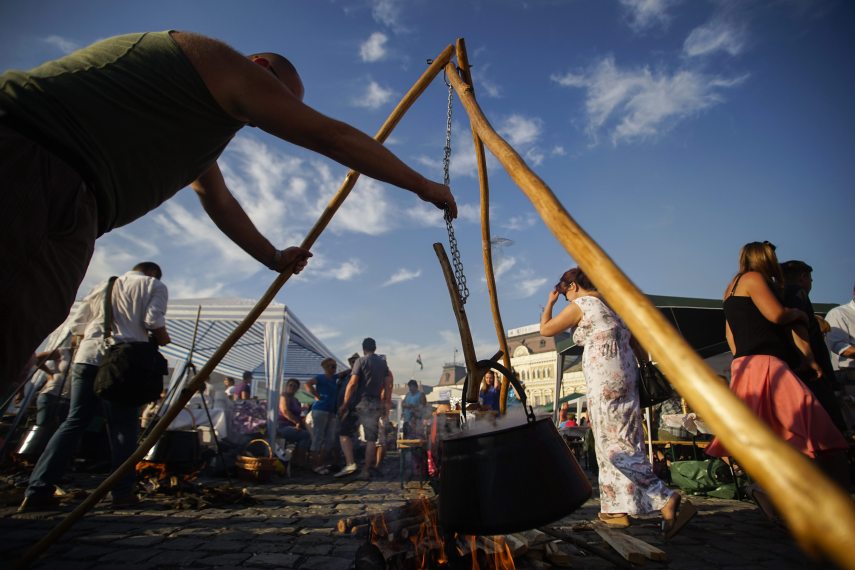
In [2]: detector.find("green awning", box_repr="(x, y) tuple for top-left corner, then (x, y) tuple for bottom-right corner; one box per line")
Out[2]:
(543, 392), (585, 412)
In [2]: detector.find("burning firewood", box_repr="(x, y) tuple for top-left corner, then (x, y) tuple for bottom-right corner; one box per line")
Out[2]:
(336, 496), (437, 534)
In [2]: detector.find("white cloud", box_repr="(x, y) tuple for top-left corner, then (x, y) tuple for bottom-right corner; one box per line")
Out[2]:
(473, 63), (501, 98)
(525, 147), (545, 166)
(153, 202), (260, 277)
(551, 145), (567, 157)
(383, 268), (422, 287)
(492, 256), (517, 280)
(414, 119), (501, 180)
(43, 35), (80, 54)
(516, 276), (548, 298)
(619, 0), (678, 33)
(332, 258), (363, 281)
(456, 203), (482, 225)
(352, 80), (395, 109)
(402, 200), (447, 229)
(166, 277), (226, 299)
(551, 56), (748, 145)
(684, 18), (746, 58)
(498, 114), (543, 147)
(220, 137), (304, 242)
(307, 324), (342, 341)
(371, 0), (406, 32)
(360, 32), (388, 62)
(551, 72), (588, 88)
(329, 177), (395, 235)
(502, 213), (538, 231)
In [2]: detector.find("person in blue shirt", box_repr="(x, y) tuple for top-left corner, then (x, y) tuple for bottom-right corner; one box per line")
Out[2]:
(305, 358), (339, 474)
(479, 370), (501, 412)
(401, 379), (427, 439)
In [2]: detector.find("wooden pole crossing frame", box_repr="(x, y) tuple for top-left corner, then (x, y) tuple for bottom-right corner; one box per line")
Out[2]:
(17, 37), (855, 569)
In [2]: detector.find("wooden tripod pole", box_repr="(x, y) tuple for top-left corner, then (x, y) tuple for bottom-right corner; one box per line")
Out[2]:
(444, 61), (855, 569)
(454, 39), (513, 413)
(15, 44), (455, 569)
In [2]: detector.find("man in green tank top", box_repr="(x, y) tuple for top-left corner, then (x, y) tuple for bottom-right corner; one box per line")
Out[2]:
(0, 31), (457, 398)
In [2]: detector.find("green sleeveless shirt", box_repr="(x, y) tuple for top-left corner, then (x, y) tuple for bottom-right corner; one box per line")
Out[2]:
(0, 31), (245, 234)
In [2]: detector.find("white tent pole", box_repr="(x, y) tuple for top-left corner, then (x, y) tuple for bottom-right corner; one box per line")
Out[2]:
(265, 319), (287, 450)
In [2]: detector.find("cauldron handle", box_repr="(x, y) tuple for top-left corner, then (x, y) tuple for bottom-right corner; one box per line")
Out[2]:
(474, 359), (536, 424)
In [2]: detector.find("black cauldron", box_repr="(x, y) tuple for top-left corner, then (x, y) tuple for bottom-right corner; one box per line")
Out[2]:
(438, 362), (592, 535)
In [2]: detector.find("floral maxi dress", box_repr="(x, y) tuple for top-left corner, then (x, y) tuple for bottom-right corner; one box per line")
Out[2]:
(572, 296), (673, 515)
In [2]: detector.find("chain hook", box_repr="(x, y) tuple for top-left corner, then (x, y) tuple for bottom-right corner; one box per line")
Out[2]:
(441, 73), (468, 306)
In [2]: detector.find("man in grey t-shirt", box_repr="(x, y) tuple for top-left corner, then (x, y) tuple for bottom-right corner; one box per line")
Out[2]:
(336, 337), (392, 480)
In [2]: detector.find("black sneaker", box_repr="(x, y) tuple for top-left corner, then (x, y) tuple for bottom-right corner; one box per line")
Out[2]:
(17, 494), (60, 513)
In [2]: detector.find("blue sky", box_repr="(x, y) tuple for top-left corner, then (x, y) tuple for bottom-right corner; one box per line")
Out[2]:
(2, 0), (853, 385)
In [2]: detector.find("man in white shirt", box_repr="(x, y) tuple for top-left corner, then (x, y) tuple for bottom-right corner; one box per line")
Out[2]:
(19, 262), (170, 511)
(825, 283), (855, 387)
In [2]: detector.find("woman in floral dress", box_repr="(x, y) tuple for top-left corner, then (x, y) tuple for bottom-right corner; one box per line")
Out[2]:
(541, 267), (695, 536)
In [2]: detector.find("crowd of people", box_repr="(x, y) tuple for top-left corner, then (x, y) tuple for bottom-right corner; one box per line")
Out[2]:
(540, 243), (853, 533)
(267, 338), (433, 481)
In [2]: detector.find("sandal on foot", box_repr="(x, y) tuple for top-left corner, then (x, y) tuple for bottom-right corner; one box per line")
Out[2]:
(597, 512), (631, 528)
(661, 500), (697, 539)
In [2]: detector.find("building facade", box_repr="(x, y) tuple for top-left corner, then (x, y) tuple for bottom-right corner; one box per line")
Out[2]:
(506, 324), (586, 407)
(431, 326), (588, 408)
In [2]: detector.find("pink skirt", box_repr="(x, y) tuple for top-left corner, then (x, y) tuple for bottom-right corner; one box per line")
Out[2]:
(707, 355), (848, 458)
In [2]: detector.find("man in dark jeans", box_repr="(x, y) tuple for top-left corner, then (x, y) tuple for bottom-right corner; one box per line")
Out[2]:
(18, 262), (170, 512)
(337, 338), (392, 480)
(781, 260), (847, 433)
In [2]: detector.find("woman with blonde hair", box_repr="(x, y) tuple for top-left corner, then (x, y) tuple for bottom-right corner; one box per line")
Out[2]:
(541, 267), (694, 537)
(706, 242), (848, 511)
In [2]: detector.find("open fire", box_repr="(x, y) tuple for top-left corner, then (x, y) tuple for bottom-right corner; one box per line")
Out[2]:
(346, 496), (516, 570)
(134, 460), (255, 509)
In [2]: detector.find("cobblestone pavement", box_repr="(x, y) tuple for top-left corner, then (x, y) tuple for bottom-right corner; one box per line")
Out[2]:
(0, 453), (840, 569)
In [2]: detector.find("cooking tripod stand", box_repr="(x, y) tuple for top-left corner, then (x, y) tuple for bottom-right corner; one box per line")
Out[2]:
(139, 358), (230, 483)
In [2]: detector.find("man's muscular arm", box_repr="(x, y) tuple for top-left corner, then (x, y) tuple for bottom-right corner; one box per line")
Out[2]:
(172, 31), (457, 218)
(191, 164), (311, 273)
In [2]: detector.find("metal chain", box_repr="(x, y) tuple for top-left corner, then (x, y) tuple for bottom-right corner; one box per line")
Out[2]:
(442, 73), (469, 306)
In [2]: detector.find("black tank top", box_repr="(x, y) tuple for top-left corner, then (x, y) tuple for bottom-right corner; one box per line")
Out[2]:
(723, 274), (792, 363)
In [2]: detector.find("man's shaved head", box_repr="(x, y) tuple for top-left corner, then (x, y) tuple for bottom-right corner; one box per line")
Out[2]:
(249, 52), (304, 100)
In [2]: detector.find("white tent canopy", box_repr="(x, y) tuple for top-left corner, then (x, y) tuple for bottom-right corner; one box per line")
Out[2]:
(161, 298), (345, 386)
(162, 299), (346, 447)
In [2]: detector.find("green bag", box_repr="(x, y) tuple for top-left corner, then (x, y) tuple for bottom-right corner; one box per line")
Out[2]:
(670, 459), (736, 497)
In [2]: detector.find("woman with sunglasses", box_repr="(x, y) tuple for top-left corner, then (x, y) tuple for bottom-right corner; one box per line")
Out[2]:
(541, 267), (695, 538)
(706, 242), (847, 506)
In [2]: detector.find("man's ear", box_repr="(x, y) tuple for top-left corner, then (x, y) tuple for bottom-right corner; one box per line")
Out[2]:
(252, 56), (271, 69)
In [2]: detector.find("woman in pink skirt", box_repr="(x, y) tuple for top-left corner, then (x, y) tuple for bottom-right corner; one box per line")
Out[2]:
(708, 242), (848, 515)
